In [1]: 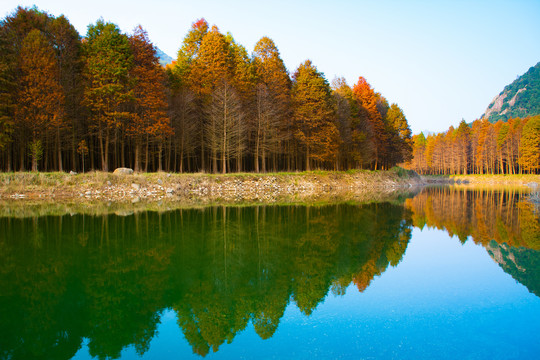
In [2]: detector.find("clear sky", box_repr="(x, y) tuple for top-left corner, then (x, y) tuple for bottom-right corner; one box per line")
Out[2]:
(2, 0), (540, 134)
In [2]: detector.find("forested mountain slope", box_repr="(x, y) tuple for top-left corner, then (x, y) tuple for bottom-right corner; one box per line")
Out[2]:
(482, 62), (540, 122)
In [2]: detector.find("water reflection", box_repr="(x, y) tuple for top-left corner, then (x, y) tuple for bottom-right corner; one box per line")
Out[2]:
(0, 203), (411, 359)
(0, 187), (538, 359)
(405, 186), (540, 296)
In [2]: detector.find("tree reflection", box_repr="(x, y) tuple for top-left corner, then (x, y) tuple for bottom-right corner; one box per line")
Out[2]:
(405, 186), (540, 295)
(0, 203), (411, 359)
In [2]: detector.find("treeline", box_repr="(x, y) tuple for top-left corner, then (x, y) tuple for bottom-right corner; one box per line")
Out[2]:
(407, 116), (540, 175)
(0, 7), (412, 173)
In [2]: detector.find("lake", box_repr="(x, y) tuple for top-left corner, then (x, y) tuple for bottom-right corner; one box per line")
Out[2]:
(0, 186), (539, 359)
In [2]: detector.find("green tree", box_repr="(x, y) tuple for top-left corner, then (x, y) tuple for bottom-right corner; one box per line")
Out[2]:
(83, 19), (133, 171)
(292, 60), (339, 170)
(385, 103), (413, 166)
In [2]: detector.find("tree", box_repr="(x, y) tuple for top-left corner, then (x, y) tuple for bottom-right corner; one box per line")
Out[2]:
(0, 34), (14, 158)
(205, 80), (245, 173)
(252, 37), (291, 172)
(454, 119), (471, 174)
(410, 132), (427, 174)
(168, 79), (199, 173)
(226, 34), (254, 172)
(1, 6), (53, 171)
(385, 103), (413, 166)
(175, 18), (209, 85)
(49, 15), (83, 171)
(15, 29), (64, 171)
(332, 77), (374, 169)
(519, 116), (540, 173)
(128, 26), (172, 172)
(77, 139), (88, 172)
(190, 25), (233, 172)
(352, 77), (387, 169)
(292, 60), (339, 170)
(83, 20), (133, 171)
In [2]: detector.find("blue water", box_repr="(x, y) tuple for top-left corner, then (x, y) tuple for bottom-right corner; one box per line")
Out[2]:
(71, 227), (540, 359)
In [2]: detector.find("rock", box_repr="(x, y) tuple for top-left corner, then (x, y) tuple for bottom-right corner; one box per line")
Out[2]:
(113, 167), (133, 175)
(157, 179), (163, 185)
(107, 180), (112, 186)
(166, 188), (174, 194)
(131, 183), (141, 190)
(526, 182), (538, 188)
(69, 170), (77, 175)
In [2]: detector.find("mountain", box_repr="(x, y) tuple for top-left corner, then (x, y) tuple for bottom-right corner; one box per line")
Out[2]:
(155, 47), (173, 67)
(482, 62), (540, 122)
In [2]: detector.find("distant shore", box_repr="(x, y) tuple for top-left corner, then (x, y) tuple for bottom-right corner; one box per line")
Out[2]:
(423, 174), (540, 186)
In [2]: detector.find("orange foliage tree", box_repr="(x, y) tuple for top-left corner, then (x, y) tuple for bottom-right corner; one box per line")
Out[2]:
(128, 26), (172, 172)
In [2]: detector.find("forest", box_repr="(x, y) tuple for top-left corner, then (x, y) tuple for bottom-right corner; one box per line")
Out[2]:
(0, 6), (412, 173)
(406, 116), (540, 175)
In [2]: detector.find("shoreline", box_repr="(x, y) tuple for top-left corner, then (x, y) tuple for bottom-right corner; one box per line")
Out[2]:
(0, 170), (538, 204)
(1, 170), (538, 217)
(0, 168), (422, 205)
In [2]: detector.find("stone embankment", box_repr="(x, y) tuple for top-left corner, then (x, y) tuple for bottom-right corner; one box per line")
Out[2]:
(0, 169), (425, 204)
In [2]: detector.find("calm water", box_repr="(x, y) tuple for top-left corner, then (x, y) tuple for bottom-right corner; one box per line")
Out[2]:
(0, 187), (539, 359)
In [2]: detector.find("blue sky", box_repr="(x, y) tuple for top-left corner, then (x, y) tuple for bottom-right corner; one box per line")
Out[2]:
(2, 0), (540, 134)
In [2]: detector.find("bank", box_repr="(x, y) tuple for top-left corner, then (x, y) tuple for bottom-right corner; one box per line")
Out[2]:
(0, 168), (423, 204)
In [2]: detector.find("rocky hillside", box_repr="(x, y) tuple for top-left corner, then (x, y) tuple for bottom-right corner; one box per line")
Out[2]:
(482, 62), (540, 122)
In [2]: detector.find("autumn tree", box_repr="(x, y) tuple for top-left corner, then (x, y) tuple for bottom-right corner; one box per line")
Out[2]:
(454, 119), (471, 174)
(167, 19), (210, 172)
(174, 18), (209, 86)
(352, 77), (387, 169)
(167, 71), (199, 172)
(410, 132), (427, 174)
(332, 77), (375, 169)
(15, 29), (64, 171)
(252, 37), (291, 172)
(83, 19), (133, 171)
(225, 34), (254, 171)
(205, 80), (245, 173)
(190, 25), (233, 172)
(292, 60), (339, 170)
(128, 26), (172, 172)
(0, 6), (53, 171)
(519, 115), (540, 173)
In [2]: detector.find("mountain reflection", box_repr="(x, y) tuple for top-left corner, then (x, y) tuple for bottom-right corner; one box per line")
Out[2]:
(405, 187), (540, 295)
(0, 203), (411, 359)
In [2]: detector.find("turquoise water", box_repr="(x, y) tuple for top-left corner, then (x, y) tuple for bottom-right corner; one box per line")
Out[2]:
(1, 188), (539, 359)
